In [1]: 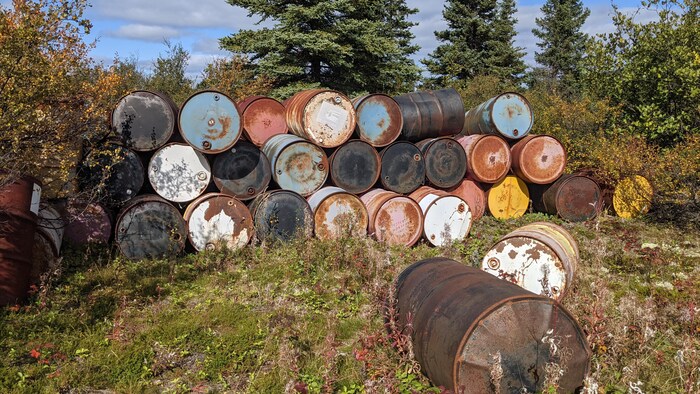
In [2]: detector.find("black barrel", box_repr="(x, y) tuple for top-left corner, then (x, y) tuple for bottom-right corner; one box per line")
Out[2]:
(77, 144), (145, 207)
(416, 137), (467, 189)
(329, 140), (381, 195)
(249, 190), (314, 242)
(529, 174), (603, 222)
(212, 141), (271, 201)
(378, 141), (426, 194)
(111, 90), (178, 152)
(393, 88), (465, 141)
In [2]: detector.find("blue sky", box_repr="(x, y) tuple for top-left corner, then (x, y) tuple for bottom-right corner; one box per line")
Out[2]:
(2, 0), (655, 81)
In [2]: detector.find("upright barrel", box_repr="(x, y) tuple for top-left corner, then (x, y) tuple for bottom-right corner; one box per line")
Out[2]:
(395, 258), (590, 393)
(307, 187), (368, 240)
(285, 89), (356, 148)
(111, 90), (178, 152)
(462, 92), (533, 140)
(530, 174), (603, 222)
(613, 175), (654, 219)
(212, 141), (271, 201)
(183, 193), (254, 252)
(456, 135), (511, 183)
(329, 140), (381, 195)
(249, 190), (314, 242)
(262, 134), (328, 197)
(0, 175), (41, 305)
(148, 143), (211, 203)
(353, 94), (402, 147)
(63, 200), (112, 245)
(360, 189), (423, 247)
(179, 90), (242, 153)
(416, 137), (467, 189)
(511, 135), (567, 184)
(238, 95), (288, 147)
(378, 141), (425, 194)
(481, 222), (579, 300)
(487, 175), (530, 219)
(447, 178), (487, 221)
(77, 144), (144, 206)
(409, 186), (472, 247)
(115, 195), (187, 260)
(394, 88), (465, 141)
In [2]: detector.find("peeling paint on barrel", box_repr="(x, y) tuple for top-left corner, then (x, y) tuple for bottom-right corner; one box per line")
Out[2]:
(409, 186), (471, 246)
(307, 187), (368, 240)
(179, 90), (242, 153)
(111, 90), (177, 152)
(416, 137), (467, 189)
(249, 190), (314, 242)
(212, 141), (271, 201)
(184, 193), (254, 252)
(148, 143), (211, 203)
(329, 140), (381, 194)
(263, 134), (328, 197)
(353, 94), (402, 147)
(286, 89), (356, 148)
(511, 135), (567, 184)
(238, 95), (288, 147)
(360, 188), (423, 247)
(456, 134), (511, 183)
(379, 141), (425, 194)
(447, 178), (486, 220)
(462, 92), (533, 140)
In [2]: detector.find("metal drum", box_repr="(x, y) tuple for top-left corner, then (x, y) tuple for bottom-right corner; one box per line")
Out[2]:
(179, 90), (242, 153)
(63, 200), (112, 245)
(77, 144), (144, 206)
(329, 140), (381, 195)
(238, 95), (288, 147)
(416, 137), (467, 189)
(530, 174), (603, 222)
(511, 135), (567, 184)
(183, 193), (254, 252)
(395, 257), (590, 393)
(307, 187), (368, 240)
(486, 175), (530, 219)
(115, 195), (187, 260)
(249, 190), (314, 242)
(353, 94), (402, 147)
(360, 188), (423, 247)
(262, 134), (328, 197)
(37, 205), (64, 257)
(613, 175), (654, 219)
(212, 141), (271, 201)
(0, 175), (41, 305)
(148, 143), (211, 203)
(482, 222), (579, 300)
(462, 92), (534, 140)
(378, 141), (425, 194)
(447, 178), (487, 221)
(394, 88), (465, 141)
(285, 89), (356, 148)
(456, 135), (511, 183)
(111, 90), (178, 152)
(409, 186), (472, 247)
(31, 231), (56, 286)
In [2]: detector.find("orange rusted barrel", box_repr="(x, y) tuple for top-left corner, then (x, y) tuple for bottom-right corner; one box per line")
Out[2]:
(360, 188), (423, 247)
(530, 174), (603, 222)
(237, 95), (288, 147)
(329, 140), (381, 195)
(395, 257), (590, 393)
(447, 178), (487, 221)
(486, 175), (530, 219)
(307, 187), (368, 240)
(511, 135), (567, 184)
(285, 89), (356, 148)
(456, 134), (511, 184)
(409, 186), (472, 247)
(183, 193), (254, 252)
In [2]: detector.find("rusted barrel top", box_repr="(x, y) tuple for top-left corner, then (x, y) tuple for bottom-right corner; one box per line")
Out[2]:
(353, 94), (403, 147)
(179, 90), (242, 153)
(148, 143), (211, 203)
(394, 88), (465, 141)
(379, 141), (426, 194)
(329, 140), (381, 195)
(238, 95), (288, 147)
(360, 188), (423, 247)
(462, 92), (533, 140)
(285, 89), (356, 148)
(511, 135), (567, 184)
(409, 186), (472, 247)
(212, 141), (271, 201)
(416, 137), (467, 189)
(262, 134), (329, 197)
(530, 174), (603, 222)
(111, 90), (178, 152)
(249, 190), (314, 242)
(456, 134), (511, 184)
(183, 193), (254, 252)
(307, 186), (368, 240)
(447, 178), (487, 221)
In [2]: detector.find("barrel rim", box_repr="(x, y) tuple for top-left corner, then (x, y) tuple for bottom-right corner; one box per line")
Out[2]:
(115, 194), (185, 258)
(178, 89), (242, 154)
(489, 91), (535, 139)
(329, 139), (382, 194)
(353, 93), (403, 148)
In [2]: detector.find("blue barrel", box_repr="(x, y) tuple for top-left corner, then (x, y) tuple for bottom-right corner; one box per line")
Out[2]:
(462, 92), (534, 140)
(353, 94), (403, 147)
(262, 134), (329, 197)
(179, 90), (242, 153)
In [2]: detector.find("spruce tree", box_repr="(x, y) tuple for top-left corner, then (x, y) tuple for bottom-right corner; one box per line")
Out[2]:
(220, 0), (420, 97)
(488, 0), (526, 81)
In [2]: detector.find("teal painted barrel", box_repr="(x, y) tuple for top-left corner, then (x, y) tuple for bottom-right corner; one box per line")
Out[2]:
(462, 92), (533, 140)
(179, 90), (242, 153)
(262, 134), (329, 197)
(353, 94), (403, 147)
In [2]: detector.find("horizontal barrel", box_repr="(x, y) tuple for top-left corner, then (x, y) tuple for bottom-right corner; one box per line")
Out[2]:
(456, 134), (511, 183)
(447, 178), (487, 221)
(111, 90), (178, 152)
(148, 143), (212, 203)
(37, 205), (64, 257)
(353, 94), (402, 147)
(262, 134), (328, 197)
(238, 95), (288, 147)
(179, 90), (242, 153)
(77, 144), (144, 207)
(249, 190), (314, 242)
(307, 186), (368, 240)
(285, 89), (356, 148)
(394, 88), (465, 141)
(416, 137), (467, 189)
(183, 193), (254, 252)
(613, 175), (654, 219)
(378, 141), (425, 194)
(530, 174), (603, 222)
(462, 92), (533, 140)
(329, 140), (381, 195)
(409, 186), (471, 247)
(212, 141), (271, 201)
(63, 200), (112, 245)
(360, 188), (423, 247)
(486, 175), (530, 219)
(511, 135), (567, 184)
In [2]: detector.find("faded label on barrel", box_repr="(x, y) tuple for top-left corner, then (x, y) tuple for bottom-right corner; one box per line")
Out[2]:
(316, 100), (350, 134)
(30, 183), (42, 215)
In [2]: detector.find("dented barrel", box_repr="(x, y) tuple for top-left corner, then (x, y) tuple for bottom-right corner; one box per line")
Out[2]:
(63, 200), (112, 245)
(482, 222), (579, 300)
(511, 135), (567, 184)
(183, 193), (254, 252)
(462, 92), (533, 140)
(285, 89), (356, 148)
(179, 90), (242, 153)
(447, 178), (487, 221)
(456, 135), (511, 184)
(395, 257), (590, 393)
(487, 175), (530, 219)
(111, 90), (178, 152)
(212, 141), (271, 201)
(394, 88), (465, 141)
(530, 174), (603, 222)
(77, 144), (144, 206)
(409, 186), (472, 247)
(238, 95), (288, 147)
(416, 137), (467, 189)
(360, 188), (423, 247)
(249, 190), (314, 242)
(329, 140), (381, 195)
(378, 141), (425, 194)
(148, 143), (211, 203)
(307, 187), (368, 240)
(353, 94), (402, 147)
(262, 134), (328, 197)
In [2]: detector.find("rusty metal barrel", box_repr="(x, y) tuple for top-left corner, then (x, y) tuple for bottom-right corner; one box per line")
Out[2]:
(77, 144), (144, 207)
(285, 89), (356, 148)
(0, 175), (41, 305)
(63, 200), (112, 245)
(148, 143), (212, 203)
(530, 174), (603, 222)
(212, 141), (271, 201)
(481, 222), (579, 300)
(237, 95), (288, 147)
(353, 94), (402, 147)
(394, 88), (465, 141)
(111, 90), (178, 152)
(395, 257), (590, 393)
(511, 135), (567, 184)
(360, 188), (423, 247)
(462, 92), (534, 140)
(409, 186), (472, 247)
(183, 193), (254, 252)
(456, 135), (511, 183)
(378, 141), (425, 194)
(307, 187), (368, 240)
(115, 194), (186, 260)
(329, 140), (381, 195)
(262, 134), (329, 197)
(447, 178), (487, 221)
(486, 175), (530, 219)
(179, 90), (242, 153)
(249, 190), (314, 242)
(416, 137), (467, 189)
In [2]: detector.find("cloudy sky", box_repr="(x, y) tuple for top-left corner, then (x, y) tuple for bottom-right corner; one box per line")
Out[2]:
(3, 0), (654, 80)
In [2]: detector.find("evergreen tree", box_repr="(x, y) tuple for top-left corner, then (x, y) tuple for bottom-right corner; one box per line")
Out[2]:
(220, 0), (420, 97)
(148, 41), (194, 103)
(488, 0), (526, 81)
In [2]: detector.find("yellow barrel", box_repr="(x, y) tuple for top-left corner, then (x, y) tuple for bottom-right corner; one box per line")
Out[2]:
(613, 175), (653, 219)
(486, 175), (529, 219)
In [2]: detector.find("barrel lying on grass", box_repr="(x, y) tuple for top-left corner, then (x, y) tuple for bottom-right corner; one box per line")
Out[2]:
(307, 187), (368, 240)
(530, 174), (603, 222)
(183, 193), (254, 252)
(360, 188), (423, 247)
(249, 190), (314, 242)
(486, 175), (530, 219)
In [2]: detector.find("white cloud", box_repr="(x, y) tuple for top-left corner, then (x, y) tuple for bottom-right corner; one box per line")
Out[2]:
(108, 24), (181, 42)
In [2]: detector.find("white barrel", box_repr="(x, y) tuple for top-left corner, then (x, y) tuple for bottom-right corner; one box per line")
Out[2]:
(37, 205), (64, 257)
(409, 186), (472, 247)
(148, 143), (211, 203)
(183, 193), (254, 252)
(307, 186), (368, 240)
